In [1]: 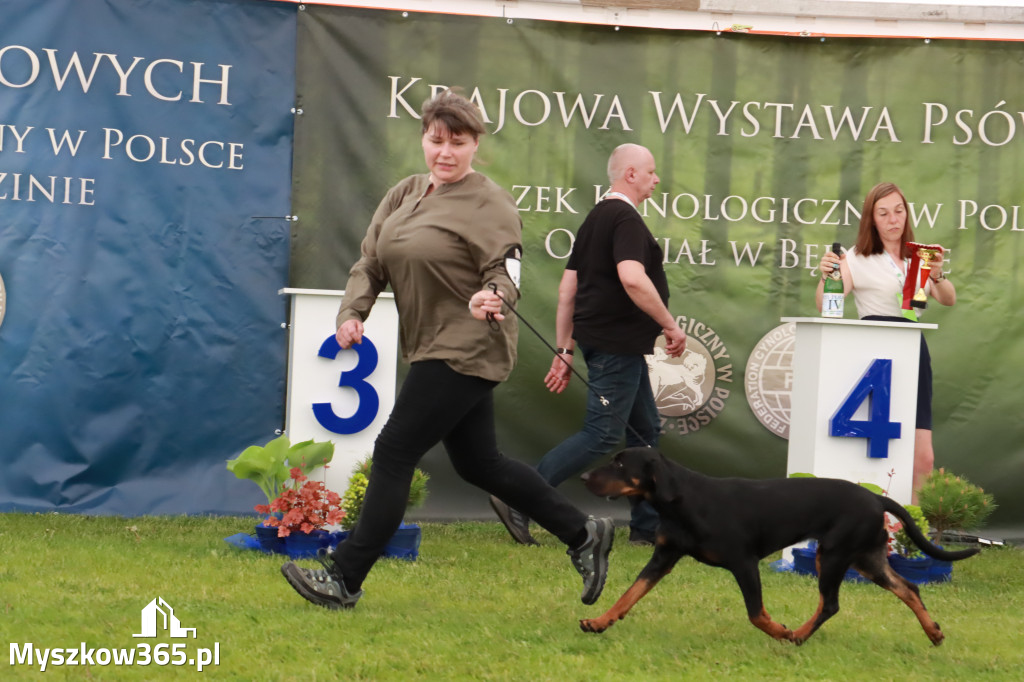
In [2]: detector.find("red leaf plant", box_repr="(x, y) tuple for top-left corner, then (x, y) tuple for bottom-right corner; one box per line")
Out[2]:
(255, 468), (344, 538)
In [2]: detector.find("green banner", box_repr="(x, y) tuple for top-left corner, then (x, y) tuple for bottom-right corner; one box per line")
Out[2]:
(291, 7), (1023, 525)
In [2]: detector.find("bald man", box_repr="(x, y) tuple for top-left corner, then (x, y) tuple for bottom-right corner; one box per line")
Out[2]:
(491, 144), (686, 546)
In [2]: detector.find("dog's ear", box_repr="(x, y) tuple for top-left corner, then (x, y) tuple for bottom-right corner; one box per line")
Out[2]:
(646, 451), (685, 505)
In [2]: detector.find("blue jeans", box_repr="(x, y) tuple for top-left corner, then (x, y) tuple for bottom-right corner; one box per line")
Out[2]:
(536, 345), (660, 534)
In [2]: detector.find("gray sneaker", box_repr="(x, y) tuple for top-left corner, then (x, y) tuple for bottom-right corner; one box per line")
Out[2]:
(281, 550), (362, 610)
(489, 495), (539, 546)
(568, 517), (614, 605)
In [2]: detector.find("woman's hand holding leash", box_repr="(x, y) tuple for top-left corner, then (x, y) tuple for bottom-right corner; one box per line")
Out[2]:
(469, 288), (505, 322)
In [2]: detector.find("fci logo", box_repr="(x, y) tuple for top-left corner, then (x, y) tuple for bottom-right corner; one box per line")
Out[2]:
(133, 597), (196, 639)
(744, 322), (796, 439)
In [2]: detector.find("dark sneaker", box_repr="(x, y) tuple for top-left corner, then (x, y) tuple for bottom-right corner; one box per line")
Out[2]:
(567, 517), (614, 605)
(281, 549), (362, 610)
(489, 495), (539, 546)
(628, 528), (656, 546)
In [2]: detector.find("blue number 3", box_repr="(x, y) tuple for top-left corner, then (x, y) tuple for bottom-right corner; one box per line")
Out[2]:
(312, 335), (380, 435)
(829, 358), (902, 459)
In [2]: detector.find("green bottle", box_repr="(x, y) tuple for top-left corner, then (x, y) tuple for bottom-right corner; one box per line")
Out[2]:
(821, 242), (844, 319)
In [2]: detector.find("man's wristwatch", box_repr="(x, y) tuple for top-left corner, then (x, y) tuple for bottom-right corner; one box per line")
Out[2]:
(556, 347), (574, 356)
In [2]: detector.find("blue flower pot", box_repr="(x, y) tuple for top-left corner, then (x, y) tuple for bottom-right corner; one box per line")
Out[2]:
(327, 529), (348, 550)
(254, 521), (286, 555)
(243, 524), (419, 561)
(791, 546), (818, 576)
(283, 529), (332, 559)
(382, 522), (421, 561)
(928, 558), (953, 583)
(790, 542), (869, 583)
(888, 553), (933, 584)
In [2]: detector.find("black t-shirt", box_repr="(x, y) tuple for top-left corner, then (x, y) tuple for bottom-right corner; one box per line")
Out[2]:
(566, 199), (669, 355)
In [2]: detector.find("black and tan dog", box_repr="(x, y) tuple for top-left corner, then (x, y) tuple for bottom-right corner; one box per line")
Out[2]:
(579, 447), (979, 645)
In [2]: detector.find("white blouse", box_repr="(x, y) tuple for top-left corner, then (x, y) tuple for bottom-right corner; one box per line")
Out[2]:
(846, 246), (930, 318)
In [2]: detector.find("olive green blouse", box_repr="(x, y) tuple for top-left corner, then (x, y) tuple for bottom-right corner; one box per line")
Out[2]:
(337, 172), (522, 382)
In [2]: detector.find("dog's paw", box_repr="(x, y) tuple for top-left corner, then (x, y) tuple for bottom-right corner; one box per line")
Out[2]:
(579, 618), (609, 634)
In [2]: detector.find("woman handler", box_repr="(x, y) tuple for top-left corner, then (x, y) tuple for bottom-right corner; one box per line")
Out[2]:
(280, 89), (613, 610)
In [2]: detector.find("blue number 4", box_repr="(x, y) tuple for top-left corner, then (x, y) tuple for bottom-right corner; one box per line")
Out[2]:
(829, 358), (902, 459)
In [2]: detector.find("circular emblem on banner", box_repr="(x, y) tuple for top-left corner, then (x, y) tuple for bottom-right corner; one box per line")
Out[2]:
(648, 316), (732, 436)
(0, 270), (6, 331)
(744, 322), (796, 439)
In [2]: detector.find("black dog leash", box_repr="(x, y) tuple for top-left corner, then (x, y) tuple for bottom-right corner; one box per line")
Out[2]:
(487, 283), (654, 448)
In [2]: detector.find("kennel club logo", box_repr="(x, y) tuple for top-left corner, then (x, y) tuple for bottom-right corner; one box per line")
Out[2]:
(647, 316), (732, 435)
(744, 322), (795, 439)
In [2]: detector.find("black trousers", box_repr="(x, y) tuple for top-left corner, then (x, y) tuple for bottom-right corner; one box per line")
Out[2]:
(332, 360), (587, 588)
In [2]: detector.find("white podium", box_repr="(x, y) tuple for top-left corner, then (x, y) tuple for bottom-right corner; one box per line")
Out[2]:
(280, 288), (399, 494)
(783, 317), (937, 505)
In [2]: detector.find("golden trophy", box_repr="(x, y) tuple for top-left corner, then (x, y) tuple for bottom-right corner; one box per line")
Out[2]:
(906, 243), (943, 310)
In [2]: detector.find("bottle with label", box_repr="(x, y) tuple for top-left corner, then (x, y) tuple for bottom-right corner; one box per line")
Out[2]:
(821, 242), (844, 319)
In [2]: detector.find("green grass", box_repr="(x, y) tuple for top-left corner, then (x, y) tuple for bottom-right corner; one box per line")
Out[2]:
(2, 513), (1022, 681)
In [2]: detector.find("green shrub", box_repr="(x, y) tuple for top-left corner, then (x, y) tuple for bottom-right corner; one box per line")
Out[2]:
(892, 504), (930, 558)
(917, 468), (997, 544)
(341, 456), (430, 530)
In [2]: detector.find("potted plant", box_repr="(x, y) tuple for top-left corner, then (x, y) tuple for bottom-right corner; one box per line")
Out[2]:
(886, 504), (934, 584)
(785, 473), (953, 584)
(890, 504), (930, 559)
(340, 456), (430, 560)
(226, 435), (336, 553)
(917, 468), (997, 545)
(255, 469), (345, 558)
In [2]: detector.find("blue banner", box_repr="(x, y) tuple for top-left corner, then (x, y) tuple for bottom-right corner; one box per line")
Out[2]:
(0, 0), (297, 514)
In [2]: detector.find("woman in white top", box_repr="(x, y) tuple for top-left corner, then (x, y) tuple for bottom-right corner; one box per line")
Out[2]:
(816, 182), (956, 500)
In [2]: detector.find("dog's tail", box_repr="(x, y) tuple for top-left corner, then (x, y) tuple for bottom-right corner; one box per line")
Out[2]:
(881, 497), (980, 561)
